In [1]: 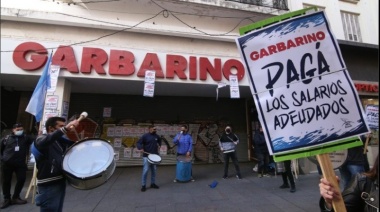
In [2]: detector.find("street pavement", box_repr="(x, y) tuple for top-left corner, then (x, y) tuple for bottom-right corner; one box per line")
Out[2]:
(2, 162), (324, 212)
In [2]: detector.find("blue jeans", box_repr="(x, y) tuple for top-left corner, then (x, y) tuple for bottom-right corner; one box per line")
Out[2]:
(339, 164), (365, 190)
(35, 180), (66, 212)
(142, 157), (157, 186)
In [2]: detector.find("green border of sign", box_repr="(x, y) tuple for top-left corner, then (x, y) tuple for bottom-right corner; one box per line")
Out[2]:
(273, 137), (362, 162)
(239, 7), (318, 35)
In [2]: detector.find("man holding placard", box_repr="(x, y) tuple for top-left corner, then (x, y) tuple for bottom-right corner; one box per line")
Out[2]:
(236, 7), (371, 211)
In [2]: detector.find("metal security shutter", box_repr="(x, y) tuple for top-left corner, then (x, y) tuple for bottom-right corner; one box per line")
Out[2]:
(68, 94), (249, 166)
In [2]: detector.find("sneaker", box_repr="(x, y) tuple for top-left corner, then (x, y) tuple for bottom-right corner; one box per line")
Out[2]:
(222, 175), (228, 179)
(11, 197), (27, 205)
(150, 184), (159, 189)
(258, 174), (263, 178)
(290, 186), (296, 193)
(191, 178), (195, 182)
(141, 186), (146, 192)
(236, 174), (242, 180)
(279, 184), (290, 189)
(173, 179), (177, 183)
(263, 174), (271, 177)
(0, 199), (11, 209)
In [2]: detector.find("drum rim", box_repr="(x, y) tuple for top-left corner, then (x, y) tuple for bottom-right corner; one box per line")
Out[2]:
(147, 154), (161, 164)
(63, 138), (114, 178)
(148, 154), (161, 161)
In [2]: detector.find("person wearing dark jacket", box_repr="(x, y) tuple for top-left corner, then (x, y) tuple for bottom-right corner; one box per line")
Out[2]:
(137, 125), (162, 192)
(33, 117), (79, 212)
(219, 126), (242, 179)
(253, 125), (270, 178)
(319, 154), (378, 212)
(0, 123), (34, 209)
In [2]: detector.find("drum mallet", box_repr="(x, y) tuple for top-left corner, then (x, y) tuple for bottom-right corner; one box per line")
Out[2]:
(70, 111), (88, 128)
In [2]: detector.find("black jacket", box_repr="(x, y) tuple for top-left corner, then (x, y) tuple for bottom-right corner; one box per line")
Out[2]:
(319, 173), (378, 212)
(34, 127), (75, 186)
(253, 131), (268, 154)
(0, 133), (34, 165)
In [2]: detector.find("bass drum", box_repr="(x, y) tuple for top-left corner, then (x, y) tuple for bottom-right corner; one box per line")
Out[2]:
(62, 138), (116, 190)
(307, 149), (348, 169)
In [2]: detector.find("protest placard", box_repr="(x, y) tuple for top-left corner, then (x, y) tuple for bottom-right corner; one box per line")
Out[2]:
(236, 9), (370, 162)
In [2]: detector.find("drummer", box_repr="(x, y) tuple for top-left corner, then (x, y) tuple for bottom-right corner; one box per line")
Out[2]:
(33, 116), (79, 212)
(173, 124), (194, 182)
(136, 125), (162, 192)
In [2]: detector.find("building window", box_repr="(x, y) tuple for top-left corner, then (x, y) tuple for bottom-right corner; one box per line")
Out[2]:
(341, 11), (362, 42)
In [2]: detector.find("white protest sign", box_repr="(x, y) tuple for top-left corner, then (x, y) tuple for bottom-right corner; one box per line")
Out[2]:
(229, 75), (240, 98)
(143, 70), (155, 97)
(236, 11), (370, 156)
(47, 65), (60, 93)
(45, 95), (59, 110)
(366, 105), (378, 129)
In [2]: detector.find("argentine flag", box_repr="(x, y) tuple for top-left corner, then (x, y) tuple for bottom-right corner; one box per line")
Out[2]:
(25, 52), (52, 122)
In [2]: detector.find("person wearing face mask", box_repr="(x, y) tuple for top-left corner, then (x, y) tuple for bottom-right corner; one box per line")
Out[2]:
(219, 126), (242, 179)
(137, 125), (162, 192)
(1, 123), (35, 209)
(173, 124), (194, 182)
(33, 117), (79, 212)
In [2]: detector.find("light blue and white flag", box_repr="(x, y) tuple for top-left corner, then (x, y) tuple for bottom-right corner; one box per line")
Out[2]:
(25, 52), (52, 122)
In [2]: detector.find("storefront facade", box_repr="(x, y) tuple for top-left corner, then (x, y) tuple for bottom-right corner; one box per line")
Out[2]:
(1, 0), (378, 170)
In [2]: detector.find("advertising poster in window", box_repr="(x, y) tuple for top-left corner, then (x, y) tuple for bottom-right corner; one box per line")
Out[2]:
(236, 11), (370, 161)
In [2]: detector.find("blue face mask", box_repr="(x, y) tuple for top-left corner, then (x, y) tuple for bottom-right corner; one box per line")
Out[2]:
(15, 130), (24, 136)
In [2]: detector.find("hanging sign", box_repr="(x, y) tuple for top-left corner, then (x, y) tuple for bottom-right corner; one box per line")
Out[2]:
(229, 75), (240, 99)
(47, 65), (60, 93)
(143, 70), (155, 97)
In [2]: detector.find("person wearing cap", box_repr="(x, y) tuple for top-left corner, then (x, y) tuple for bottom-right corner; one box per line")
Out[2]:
(219, 126), (242, 179)
(0, 123), (35, 209)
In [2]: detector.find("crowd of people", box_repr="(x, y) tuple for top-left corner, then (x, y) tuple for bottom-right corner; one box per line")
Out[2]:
(1, 119), (378, 211)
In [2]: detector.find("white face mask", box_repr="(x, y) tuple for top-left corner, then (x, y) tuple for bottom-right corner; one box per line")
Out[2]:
(15, 130), (24, 136)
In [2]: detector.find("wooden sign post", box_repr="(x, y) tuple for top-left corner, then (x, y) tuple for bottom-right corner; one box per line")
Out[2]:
(317, 154), (346, 212)
(363, 134), (371, 154)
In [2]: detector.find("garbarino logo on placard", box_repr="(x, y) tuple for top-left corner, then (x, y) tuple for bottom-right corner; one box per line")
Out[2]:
(236, 11), (369, 157)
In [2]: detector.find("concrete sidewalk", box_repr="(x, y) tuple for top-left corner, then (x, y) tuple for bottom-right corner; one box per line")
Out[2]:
(2, 162), (323, 212)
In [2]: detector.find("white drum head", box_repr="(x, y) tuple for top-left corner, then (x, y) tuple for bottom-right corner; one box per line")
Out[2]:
(148, 154), (161, 163)
(63, 139), (114, 178)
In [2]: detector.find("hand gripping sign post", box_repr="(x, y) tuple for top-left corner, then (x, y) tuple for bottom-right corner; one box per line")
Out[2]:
(236, 7), (371, 212)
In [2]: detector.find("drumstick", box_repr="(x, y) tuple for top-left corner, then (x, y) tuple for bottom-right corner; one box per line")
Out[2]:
(70, 112), (88, 129)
